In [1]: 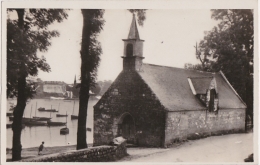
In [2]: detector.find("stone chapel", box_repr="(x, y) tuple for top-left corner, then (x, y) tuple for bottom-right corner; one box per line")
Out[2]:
(93, 14), (246, 147)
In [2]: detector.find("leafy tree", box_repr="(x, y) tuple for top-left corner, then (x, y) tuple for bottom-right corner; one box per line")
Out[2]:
(7, 9), (68, 161)
(186, 9), (253, 129)
(184, 62), (214, 71)
(77, 9), (146, 149)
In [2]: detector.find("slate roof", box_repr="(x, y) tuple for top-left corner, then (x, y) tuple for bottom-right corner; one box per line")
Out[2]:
(189, 77), (213, 94)
(138, 63), (247, 111)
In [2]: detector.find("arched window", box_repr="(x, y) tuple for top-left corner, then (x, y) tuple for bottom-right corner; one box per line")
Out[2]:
(126, 44), (133, 56)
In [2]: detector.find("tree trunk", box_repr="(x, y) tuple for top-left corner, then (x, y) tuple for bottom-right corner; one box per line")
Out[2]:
(12, 76), (27, 161)
(12, 9), (27, 161)
(77, 9), (92, 150)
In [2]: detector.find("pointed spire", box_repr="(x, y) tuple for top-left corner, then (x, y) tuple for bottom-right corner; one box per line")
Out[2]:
(128, 14), (140, 40)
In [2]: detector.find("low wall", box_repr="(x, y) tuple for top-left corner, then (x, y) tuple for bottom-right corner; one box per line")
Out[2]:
(20, 142), (127, 162)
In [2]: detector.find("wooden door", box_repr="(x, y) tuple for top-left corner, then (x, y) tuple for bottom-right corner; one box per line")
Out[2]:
(121, 115), (135, 143)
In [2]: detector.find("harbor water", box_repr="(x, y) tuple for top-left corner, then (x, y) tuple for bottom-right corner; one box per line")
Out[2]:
(6, 98), (98, 149)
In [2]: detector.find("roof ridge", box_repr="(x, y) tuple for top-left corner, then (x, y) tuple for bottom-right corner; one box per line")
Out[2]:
(188, 76), (213, 79)
(143, 63), (215, 74)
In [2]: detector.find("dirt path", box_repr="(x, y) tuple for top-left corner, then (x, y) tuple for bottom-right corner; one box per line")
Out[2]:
(120, 133), (253, 162)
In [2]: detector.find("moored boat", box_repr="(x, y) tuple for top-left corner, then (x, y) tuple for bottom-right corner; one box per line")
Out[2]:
(71, 115), (78, 119)
(22, 118), (39, 123)
(60, 111), (69, 135)
(60, 127), (69, 134)
(47, 120), (66, 126)
(56, 114), (68, 117)
(32, 116), (52, 121)
(24, 121), (47, 126)
(9, 117), (40, 123)
(38, 107), (58, 112)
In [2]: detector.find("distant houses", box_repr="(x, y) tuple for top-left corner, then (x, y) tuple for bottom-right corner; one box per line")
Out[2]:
(33, 79), (110, 99)
(34, 81), (68, 98)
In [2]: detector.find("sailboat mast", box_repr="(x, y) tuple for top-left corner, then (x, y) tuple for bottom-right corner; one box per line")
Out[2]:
(35, 102), (37, 117)
(66, 111), (67, 128)
(30, 105), (33, 120)
(72, 101), (75, 114)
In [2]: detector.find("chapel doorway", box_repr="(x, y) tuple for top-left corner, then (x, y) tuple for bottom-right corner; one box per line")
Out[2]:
(118, 113), (135, 144)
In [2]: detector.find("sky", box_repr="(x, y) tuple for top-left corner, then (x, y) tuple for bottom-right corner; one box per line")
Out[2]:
(35, 9), (219, 84)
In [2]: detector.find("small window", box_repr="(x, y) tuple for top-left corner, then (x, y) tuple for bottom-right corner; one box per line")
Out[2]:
(112, 89), (119, 95)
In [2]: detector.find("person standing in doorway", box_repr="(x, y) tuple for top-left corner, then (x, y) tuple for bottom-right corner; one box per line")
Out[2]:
(38, 141), (44, 155)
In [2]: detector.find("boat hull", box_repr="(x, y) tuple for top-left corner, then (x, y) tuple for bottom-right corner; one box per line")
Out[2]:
(32, 117), (51, 121)
(71, 115), (78, 119)
(9, 117), (40, 123)
(60, 128), (69, 135)
(56, 114), (68, 117)
(38, 108), (58, 112)
(24, 121), (47, 126)
(47, 121), (66, 126)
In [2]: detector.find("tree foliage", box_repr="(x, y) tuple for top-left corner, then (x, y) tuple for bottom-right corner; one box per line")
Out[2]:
(187, 9), (254, 127)
(7, 9), (68, 99)
(128, 9), (147, 26)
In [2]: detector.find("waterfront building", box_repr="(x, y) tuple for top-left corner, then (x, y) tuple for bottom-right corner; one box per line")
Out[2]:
(93, 14), (246, 147)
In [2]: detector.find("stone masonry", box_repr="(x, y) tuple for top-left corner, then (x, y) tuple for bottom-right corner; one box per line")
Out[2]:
(94, 70), (166, 147)
(165, 109), (246, 146)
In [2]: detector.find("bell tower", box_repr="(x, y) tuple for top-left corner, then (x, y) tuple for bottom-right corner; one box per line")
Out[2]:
(122, 14), (144, 71)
